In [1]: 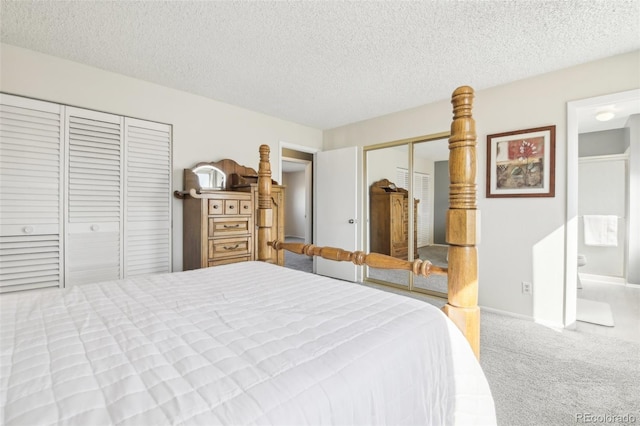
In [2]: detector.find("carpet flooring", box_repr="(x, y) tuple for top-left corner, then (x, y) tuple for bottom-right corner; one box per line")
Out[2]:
(480, 311), (639, 426)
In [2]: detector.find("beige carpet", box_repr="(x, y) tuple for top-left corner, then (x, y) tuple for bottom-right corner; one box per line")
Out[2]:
(576, 298), (615, 327)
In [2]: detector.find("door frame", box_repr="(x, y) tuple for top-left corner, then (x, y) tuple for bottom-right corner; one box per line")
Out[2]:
(281, 157), (313, 243)
(279, 141), (319, 264)
(565, 88), (639, 326)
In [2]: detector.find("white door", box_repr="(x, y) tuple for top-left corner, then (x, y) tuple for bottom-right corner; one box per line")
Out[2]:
(315, 146), (360, 281)
(0, 94), (64, 292)
(124, 118), (172, 276)
(65, 108), (123, 285)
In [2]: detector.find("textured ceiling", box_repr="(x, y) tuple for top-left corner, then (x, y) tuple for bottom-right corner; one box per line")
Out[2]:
(1, 1), (639, 129)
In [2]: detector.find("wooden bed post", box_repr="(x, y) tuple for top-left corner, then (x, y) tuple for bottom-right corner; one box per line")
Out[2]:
(257, 144), (273, 262)
(443, 86), (480, 359)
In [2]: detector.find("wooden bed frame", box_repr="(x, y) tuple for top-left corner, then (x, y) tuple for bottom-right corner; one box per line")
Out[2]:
(256, 86), (480, 358)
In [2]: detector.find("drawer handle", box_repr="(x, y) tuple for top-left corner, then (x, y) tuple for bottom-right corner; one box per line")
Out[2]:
(228, 205), (235, 210)
(223, 224), (240, 228)
(91, 225), (100, 232)
(212, 205), (219, 209)
(23, 226), (34, 234)
(223, 244), (240, 250)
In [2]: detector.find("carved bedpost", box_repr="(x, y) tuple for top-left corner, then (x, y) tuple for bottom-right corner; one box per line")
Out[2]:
(257, 144), (273, 262)
(443, 86), (481, 359)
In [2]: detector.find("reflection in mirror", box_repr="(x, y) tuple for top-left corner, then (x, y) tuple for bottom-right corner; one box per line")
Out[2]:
(193, 165), (226, 190)
(412, 138), (449, 296)
(366, 145), (410, 288)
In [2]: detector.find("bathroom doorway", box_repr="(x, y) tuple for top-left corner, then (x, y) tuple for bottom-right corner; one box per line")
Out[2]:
(567, 89), (640, 343)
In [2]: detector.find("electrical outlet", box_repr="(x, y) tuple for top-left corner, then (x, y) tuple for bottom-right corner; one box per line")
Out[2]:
(522, 281), (532, 295)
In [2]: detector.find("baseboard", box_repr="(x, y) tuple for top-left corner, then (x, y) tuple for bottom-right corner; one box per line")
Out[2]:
(579, 273), (626, 286)
(480, 306), (533, 321)
(480, 306), (565, 329)
(534, 318), (566, 331)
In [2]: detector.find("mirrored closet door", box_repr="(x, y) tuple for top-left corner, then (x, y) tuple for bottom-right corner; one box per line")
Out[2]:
(411, 138), (449, 297)
(364, 134), (449, 298)
(366, 145), (410, 288)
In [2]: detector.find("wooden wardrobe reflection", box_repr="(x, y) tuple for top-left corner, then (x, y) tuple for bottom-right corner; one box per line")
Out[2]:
(369, 179), (418, 260)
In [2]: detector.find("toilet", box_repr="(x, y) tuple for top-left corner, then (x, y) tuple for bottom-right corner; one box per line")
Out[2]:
(577, 254), (587, 289)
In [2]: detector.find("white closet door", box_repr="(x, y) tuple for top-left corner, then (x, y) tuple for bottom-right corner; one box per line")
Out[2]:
(65, 108), (123, 285)
(0, 94), (64, 292)
(124, 118), (172, 276)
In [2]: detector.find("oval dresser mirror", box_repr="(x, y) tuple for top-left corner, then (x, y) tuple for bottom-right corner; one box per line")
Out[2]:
(193, 165), (226, 190)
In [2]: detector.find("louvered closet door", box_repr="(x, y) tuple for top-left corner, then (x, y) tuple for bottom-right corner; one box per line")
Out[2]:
(124, 118), (172, 276)
(0, 94), (64, 292)
(65, 108), (123, 285)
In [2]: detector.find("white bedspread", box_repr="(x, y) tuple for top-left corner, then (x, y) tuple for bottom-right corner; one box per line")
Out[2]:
(1, 262), (495, 425)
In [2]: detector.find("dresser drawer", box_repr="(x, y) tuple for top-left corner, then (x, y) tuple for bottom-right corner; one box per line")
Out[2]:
(208, 199), (252, 215)
(208, 199), (224, 215)
(224, 199), (239, 215)
(208, 217), (251, 236)
(208, 236), (251, 259)
(239, 200), (252, 215)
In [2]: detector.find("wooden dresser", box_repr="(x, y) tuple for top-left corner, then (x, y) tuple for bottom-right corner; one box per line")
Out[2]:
(369, 179), (418, 260)
(182, 192), (253, 270)
(178, 158), (285, 270)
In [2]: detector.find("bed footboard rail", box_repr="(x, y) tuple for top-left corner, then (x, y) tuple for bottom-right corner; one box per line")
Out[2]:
(270, 240), (447, 277)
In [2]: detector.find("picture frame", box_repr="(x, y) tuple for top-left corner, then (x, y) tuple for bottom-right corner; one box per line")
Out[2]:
(486, 125), (556, 198)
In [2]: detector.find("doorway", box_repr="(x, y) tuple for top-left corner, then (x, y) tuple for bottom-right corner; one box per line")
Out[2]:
(566, 88), (640, 343)
(280, 143), (316, 273)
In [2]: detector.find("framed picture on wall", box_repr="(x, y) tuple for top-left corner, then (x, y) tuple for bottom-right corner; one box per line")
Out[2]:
(486, 125), (556, 198)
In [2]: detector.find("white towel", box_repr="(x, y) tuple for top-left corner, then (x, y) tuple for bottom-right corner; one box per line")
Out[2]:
(583, 215), (618, 247)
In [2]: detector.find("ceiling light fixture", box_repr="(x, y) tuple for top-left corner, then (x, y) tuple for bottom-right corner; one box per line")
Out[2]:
(595, 111), (615, 122)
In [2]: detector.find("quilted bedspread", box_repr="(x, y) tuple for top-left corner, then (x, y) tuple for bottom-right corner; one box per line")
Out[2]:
(0, 262), (495, 425)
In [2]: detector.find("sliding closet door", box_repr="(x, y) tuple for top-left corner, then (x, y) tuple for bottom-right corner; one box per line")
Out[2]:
(124, 118), (172, 276)
(65, 108), (123, 285)
(0, 94), (64, 292)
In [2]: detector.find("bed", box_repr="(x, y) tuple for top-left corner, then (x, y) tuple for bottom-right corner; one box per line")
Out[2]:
(0, 86), (495, 425)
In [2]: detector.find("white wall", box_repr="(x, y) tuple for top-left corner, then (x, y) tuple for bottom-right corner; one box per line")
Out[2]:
(324, 50), (640, 324)
(0, 44), (323, 271)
